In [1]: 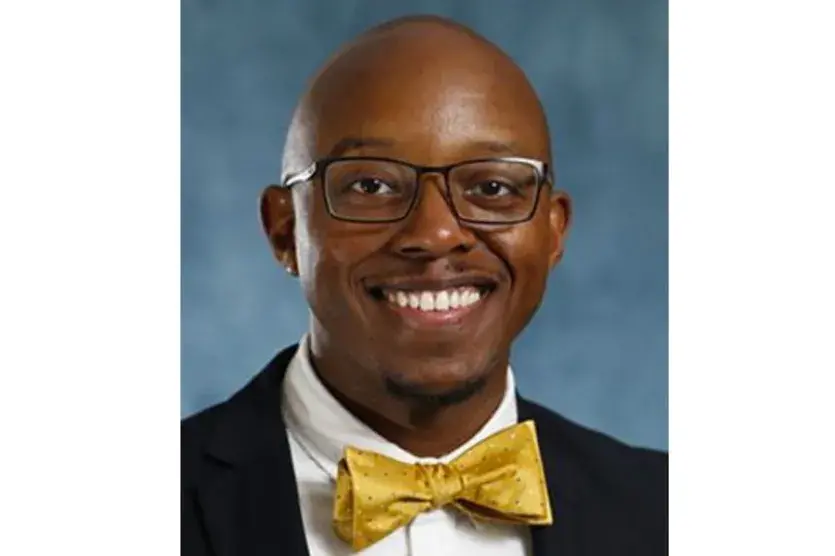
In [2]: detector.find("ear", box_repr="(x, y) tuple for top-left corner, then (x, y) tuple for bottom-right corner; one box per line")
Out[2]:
(259, 185), (299, 276)
(547, 189), (572, 268)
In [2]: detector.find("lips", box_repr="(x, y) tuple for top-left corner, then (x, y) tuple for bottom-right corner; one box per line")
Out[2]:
(384, 287), (484, 312)
(367, 273), (498, 290)
(364, 274), (498, 320)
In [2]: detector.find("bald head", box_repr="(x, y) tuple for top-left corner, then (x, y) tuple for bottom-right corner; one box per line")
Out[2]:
(281, 16), (551, 180)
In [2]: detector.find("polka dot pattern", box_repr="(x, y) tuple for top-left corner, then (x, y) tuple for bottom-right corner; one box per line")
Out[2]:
(331, 420), (553, 551)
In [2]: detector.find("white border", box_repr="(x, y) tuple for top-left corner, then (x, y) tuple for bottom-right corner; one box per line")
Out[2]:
(0, 1), (179, 554)
(1, 0), (834, 554)
(671, 0), (835, 553)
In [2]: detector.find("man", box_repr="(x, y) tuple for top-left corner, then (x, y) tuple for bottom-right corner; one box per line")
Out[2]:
(182, 15), (667, 556)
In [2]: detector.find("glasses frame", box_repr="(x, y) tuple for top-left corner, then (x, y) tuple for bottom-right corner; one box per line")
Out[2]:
(280, 155), (552, 225)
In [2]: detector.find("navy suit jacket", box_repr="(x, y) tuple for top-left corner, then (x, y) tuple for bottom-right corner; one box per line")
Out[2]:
(181, 345), (668, 555)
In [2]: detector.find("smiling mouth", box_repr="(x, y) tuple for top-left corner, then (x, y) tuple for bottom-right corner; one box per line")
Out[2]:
(374, 285), (493, 310)
(366, 280), (498, 324)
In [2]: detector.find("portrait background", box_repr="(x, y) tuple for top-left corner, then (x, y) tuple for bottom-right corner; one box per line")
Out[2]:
(181, 0), (668, 450)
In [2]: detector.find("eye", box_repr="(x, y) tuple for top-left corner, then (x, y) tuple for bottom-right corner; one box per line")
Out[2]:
(468, 181), (515, 197)
(349, 178), (396, 195)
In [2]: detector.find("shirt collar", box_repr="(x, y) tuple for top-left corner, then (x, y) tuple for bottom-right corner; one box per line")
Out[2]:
(281, 334), (519, 478)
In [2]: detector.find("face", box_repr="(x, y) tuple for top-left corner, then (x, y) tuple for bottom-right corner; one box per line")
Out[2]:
(262, 34), (571, 399)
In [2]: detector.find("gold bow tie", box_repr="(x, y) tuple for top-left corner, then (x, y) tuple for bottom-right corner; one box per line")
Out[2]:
(332, 420), (552, 551)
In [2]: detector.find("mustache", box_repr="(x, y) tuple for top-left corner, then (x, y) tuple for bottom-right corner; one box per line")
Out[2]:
(362, 259), (506, 290)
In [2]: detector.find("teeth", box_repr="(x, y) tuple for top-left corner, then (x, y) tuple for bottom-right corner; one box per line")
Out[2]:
(419, 291), (434, 311)
(463, 290), (475, 306)
(436, 290), (450, 311)
(383, 287), (484, 312)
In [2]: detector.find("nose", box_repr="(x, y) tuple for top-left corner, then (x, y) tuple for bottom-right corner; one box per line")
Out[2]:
(389, 176), (476, 259)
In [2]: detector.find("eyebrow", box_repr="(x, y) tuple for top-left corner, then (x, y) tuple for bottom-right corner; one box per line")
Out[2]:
(327, 137), (396, 157)
(325, 137), (523, 158)
(468, 140), (521, 156)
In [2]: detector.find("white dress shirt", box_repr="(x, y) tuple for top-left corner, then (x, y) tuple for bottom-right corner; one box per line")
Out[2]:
(281, 335), (531, 556)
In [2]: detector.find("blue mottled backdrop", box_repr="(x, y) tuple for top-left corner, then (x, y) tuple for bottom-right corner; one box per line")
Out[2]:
(181, 0), (668, 450)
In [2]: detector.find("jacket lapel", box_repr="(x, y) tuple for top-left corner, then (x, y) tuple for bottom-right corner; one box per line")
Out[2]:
(519, 396), (587, 556)
(196, 346), (309, 556)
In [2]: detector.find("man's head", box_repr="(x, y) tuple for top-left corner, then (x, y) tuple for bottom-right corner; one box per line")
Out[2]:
(261, 16), (571, 407)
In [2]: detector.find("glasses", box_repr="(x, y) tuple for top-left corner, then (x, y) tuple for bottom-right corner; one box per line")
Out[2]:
(281, 156), (551, 225)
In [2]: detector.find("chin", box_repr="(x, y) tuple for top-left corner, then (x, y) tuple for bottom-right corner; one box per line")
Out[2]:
(379, 352), (496, 395)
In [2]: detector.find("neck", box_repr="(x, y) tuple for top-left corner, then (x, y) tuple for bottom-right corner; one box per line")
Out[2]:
(308, 338), (510, 458)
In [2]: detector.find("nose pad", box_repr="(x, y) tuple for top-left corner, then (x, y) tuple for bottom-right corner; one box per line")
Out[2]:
(410, 175), (453, 218)
(391, 175), (475, 257)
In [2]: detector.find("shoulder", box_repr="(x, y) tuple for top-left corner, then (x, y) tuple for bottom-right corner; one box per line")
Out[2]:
(181, 401), (229, 487)
(521, 398), (667, 538)
(181, 401), (226, 452)
(523, 396), (667, 480)
(181, 344), (300, 484)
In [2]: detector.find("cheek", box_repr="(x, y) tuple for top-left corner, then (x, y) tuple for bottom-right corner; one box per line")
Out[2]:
(298, 224), (350, 307)
(489, 226), (552, 323)
(298, 235), (359, 329)
(296, 190), (353, 289)
(293, 198), (319, 286)
(297, 209), (386, 319)
(512, 249), (550, 304)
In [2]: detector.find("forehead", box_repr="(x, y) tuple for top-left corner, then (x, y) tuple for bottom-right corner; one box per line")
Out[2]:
(306, 35), (550, 164)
